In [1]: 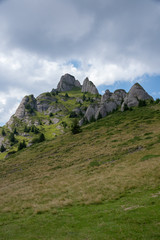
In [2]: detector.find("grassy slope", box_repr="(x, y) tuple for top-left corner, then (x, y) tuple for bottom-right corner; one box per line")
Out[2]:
(0, 104), (160, 239)
(0, 90), (96, 157)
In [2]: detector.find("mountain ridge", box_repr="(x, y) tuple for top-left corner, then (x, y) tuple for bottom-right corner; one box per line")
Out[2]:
(0, 73), (154, 158)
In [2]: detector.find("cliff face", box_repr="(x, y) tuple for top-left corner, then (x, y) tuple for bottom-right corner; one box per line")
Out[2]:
(81, 78), (99, 95)
(57, 74), (81, 92)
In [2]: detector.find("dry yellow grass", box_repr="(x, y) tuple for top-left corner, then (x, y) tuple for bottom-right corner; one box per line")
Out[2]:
(0, 105), (160, 214)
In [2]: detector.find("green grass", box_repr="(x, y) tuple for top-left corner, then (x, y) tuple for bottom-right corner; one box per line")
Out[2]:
(0, 101), (160, 239)
(0, 189), (160, 240)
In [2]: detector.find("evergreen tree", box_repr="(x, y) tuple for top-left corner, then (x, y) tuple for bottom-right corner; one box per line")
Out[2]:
(2, 128), (6, 136)
(82, 94), (86, 101)
(65, 93), (69, 98)
(71, 119), (81, 134)
(0, 144), (6, 152)
(39, 133), (45, 142)
(13, 128), (18, 135)
(9, 132), (16, 143)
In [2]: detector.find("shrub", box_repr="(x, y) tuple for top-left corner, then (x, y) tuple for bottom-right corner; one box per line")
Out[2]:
(71, 119), (81, 134)
(18, 140), (26, 151)
(138, 99), (146, 107)
(49, 112), (53, 117)
(32, 133), (45, 144)
(9, 132), (17, 144)
(13, 128), (18, 135)
(69, 112), (77, 118)
(65, 93), (69, 98)
(82, 94), (86, 101)
(61, 121), (67, 129)
(46, 92), (51, 97)
(97, 112), (102, 120)
(123, 104), (129, 111)
(155, 98), (160, 104)
(0, 144), (6, 152)
(1, 128), (6, 136)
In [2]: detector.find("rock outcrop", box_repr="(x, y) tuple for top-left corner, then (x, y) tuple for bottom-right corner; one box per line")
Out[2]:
(81, 78), (99, 95)
(121, 83), (153, 111)
(83, 88), (126, 123)
(14, 95), (37, 119)
(57, 74), (81, 92)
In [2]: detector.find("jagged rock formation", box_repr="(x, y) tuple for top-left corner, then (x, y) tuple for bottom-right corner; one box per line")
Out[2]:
(121, 83), (153, 111)
(82, 89), (126, 124)
(14, 95), (37, 119)
(6, 75), (153, 130)
(57, 73), (81, 92)
(81, 78), (99, 95)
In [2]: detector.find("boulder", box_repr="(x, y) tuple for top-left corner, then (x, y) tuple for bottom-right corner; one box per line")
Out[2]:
(121, 83), (153, 111)
(81, 78), (99, 95)
(57, 74), (81, 92)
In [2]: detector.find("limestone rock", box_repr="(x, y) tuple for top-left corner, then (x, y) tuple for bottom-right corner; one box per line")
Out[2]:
(57, 74), (81, 92)
(95, 102), (117, 119)
(101, 89), (126, 106)
(111, 89), (127, 105)
(82, 78), (99, 95)
(84, 104), (99, 121)
(121, 83), (153, 111)
(14, 95), (37, 119)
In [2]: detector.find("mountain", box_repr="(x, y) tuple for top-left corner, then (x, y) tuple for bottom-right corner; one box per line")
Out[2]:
(0, 74), (154, 158)
(0, 93), (160, 239)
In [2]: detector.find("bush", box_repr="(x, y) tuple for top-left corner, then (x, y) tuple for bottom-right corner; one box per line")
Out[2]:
(123, 104), (129, 111)
(71, 119), (81, 134)
(82, 94), (86, 101)
(0, 144), (6, 152)
(46, 92), (51, 97)
(69, 112), (77, 118)
(97, 112), (102, 120)
(138, 99), (146, 107)
(32, 133), (45, 144)
(9, 132), (17, 144)
(24, 125), (30, 132)
(61, 121), (67, 129)
(49, 112), (53, 117)
(13, 128), (18, 135)
(25, 104), (34, 114)
(155, 98), (160, 104)
(18, 140), (26, 151)
(1, 128), (6, 136)
(65, 93), (69, 98)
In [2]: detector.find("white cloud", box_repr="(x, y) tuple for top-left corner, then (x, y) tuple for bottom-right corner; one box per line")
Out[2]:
(0, 0), (160, 124)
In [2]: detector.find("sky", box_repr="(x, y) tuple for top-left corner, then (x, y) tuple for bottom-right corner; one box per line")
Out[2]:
(0, 0), (160, 126)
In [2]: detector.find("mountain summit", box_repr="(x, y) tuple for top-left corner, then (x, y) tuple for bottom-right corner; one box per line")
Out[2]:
(57, 73), (81, 92)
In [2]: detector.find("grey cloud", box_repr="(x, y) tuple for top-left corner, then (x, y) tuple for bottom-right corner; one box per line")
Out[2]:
(0, 0), (160, 124)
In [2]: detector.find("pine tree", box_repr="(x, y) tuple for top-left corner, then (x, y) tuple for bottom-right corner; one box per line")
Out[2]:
(0, 144), (6, 152)
(2, 128), (6, 136)
(71, 119), (81, 134)
(39, 133), (45, 142)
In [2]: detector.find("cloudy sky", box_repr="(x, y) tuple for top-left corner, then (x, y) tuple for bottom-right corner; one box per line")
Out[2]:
(0, 0), (160, 125)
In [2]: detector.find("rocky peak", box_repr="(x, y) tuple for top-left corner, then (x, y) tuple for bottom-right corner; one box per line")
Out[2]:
(81, 78), (99, 95)
(101, 90), (112, 102)
(14, 95), (37, 119)
(57, 73), (81, 92)
(121, 83), (153, 111)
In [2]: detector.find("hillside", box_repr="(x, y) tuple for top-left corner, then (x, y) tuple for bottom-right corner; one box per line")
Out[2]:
(0, 101), (160, 239)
